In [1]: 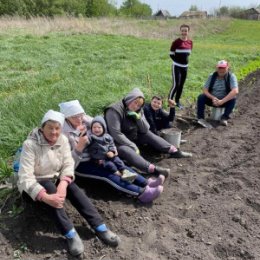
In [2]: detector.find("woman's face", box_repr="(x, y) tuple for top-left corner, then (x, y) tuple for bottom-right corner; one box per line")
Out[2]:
(42, 121), (62, 145)
(180, 27), (189, 38)
(127, 98), (144, 112)
(67, 113), (85, 129)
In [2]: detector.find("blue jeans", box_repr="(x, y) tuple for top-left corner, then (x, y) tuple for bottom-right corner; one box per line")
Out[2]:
(76, 161), (147, 197)
(197, 94), (236, 120)
(103, 156), (126, 173)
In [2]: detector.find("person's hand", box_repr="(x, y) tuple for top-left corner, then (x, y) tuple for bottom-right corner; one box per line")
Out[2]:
(56, 180), (68, 199)
(168, 99), (176, 108)
(217, 99), (224, 106)
(212, 97), (220, 106)
(107, 151), (115, 158)
(127, 111), (141, 120)
(76, 130), (89, 152)
(42, 193), (65, 208)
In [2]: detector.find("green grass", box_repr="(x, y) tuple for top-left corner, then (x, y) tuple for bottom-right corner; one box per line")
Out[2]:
(0, 18), (259, 161)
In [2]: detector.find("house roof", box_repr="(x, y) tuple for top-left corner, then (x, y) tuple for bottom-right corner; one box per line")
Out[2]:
(179, 11), (207, 17)
(154, 9), (171, 17)
(244, 8), (260, 14)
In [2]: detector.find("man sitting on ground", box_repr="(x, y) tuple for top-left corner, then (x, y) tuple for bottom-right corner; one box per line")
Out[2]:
(197, 60), (239, 127)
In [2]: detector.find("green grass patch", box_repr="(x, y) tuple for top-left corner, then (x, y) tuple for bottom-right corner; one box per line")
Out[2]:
(0, 18), (259, 160)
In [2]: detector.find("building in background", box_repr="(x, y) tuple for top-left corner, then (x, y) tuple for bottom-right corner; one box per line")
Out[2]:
(179, 11), (207, 19)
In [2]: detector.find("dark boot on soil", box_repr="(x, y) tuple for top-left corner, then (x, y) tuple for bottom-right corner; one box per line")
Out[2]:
(154, 166), (170, 178)
(96, 229), (120, 247)
(66, 231), (84, 256)
(169, 150), (192, 158)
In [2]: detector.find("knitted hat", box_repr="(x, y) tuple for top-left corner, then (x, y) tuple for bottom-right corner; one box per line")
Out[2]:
(41, 110), (65, 127)
(59, 100), (85, 118)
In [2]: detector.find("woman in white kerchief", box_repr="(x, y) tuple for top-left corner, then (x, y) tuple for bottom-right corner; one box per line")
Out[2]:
(17, 110), (119, 257)
(59, 100), (165, 203)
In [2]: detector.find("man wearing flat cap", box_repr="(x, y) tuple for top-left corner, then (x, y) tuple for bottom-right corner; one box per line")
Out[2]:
(197, 60), (239, 127)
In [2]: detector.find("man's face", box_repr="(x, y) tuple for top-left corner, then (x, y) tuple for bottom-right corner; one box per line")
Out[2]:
(217, 67), (228, 77)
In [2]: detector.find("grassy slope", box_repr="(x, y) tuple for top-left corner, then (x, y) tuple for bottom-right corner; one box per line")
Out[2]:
(0, 18), (259, 158)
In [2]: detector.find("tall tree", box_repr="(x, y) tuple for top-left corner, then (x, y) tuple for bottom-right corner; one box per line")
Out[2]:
(189, 5), (198, 11)
(119, 0), (152, 17)
(86, 0), (116, 17)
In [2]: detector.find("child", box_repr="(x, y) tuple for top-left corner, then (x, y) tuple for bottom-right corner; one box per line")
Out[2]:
(85, 115), (137, 182)
(169, 24), (193, 109)
(144, 96), (175, 135)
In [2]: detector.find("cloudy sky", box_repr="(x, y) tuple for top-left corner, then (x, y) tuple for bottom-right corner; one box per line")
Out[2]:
(116, 0), (260, 16)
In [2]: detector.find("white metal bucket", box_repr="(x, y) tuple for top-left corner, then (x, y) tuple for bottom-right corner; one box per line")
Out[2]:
(211, 107), (225, 121)
(161, 129), (181, 148)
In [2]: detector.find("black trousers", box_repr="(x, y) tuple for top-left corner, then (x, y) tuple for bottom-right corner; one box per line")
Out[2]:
(31, 180), (104, 235)
(169, 64), (188, 103)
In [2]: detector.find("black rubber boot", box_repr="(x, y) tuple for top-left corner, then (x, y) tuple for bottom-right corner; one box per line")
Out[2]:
(154, 166), (170, 178)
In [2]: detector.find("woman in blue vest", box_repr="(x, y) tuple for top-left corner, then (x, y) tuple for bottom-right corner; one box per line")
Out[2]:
(197, 60), (239, 127)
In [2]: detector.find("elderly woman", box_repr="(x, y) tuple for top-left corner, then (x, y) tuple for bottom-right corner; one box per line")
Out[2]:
(59, 100), (164, 203)
(17, 110), (119, 257)
(104, 88), (192, 176)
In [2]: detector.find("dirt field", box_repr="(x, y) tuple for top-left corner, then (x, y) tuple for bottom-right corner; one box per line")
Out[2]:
(0, 70), (259, 260)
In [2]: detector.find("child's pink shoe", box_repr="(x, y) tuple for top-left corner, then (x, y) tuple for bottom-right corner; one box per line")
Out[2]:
(147, 175), (165, 187)
(138, 185), (163, 203)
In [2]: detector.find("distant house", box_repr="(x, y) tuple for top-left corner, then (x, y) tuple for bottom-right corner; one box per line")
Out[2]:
(179, 11), (207, 19)
(240, 8), (260, 20)
(154, 9), (171, 19)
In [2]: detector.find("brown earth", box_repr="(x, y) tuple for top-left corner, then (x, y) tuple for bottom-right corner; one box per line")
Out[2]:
(0, 70), (260, 260)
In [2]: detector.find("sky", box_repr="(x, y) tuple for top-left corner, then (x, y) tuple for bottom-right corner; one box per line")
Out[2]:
(116, 0), (260, 16)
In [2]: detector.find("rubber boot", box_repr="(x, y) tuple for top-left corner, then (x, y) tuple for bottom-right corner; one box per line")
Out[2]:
(154, 166), (170, 178)
(138, 185), (163, 203)
(147, 175), (165, 187)
(66, 231), (84, 256)
(170, 149), (192, 158)
(96, 229), (120, 247)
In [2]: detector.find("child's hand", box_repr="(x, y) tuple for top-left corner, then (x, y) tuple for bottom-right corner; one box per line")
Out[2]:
(107, 151), (115, 158)
(168, 99), (176, 108)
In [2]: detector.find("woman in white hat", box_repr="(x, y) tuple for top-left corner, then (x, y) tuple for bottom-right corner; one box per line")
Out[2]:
(17, 110), (120, 257)
(59, 100), (165, 203)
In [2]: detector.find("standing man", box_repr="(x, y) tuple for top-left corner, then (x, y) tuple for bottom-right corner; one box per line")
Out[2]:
(197, 60), (239, 127)
(168, 24), (193, 109)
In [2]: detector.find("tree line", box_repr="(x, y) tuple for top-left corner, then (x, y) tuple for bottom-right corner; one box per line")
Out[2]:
(0, 0), (152, 18)
(189, 4), (260, 18)
(0, 1), (259, 19)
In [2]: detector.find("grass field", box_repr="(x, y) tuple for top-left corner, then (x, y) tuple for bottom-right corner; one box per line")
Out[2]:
(0, 17), (260, 160)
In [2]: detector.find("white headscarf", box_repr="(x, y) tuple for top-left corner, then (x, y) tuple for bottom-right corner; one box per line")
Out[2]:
(59, 100), (85, 118)
(41, 110), (65, 127)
